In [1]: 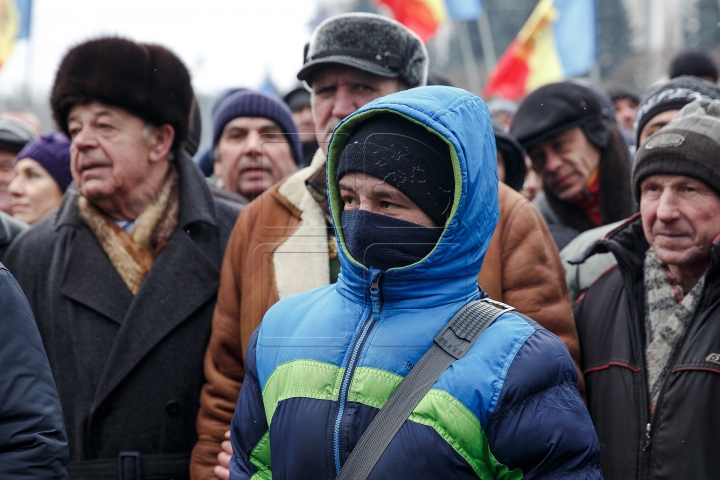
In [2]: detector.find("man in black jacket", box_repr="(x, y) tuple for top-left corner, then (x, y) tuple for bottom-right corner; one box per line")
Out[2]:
(0, 264), (68, 478)
(4, 37), (241, 479)
(574, 98), (720, 479)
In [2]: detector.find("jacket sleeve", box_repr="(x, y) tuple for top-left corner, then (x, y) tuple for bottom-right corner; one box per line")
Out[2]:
(229, 328), (270, 480)
(192, 209), (252, 480)
(484, 322), (601, 479)
(482, 190), (585, 399)
(0, 265), (69, 479)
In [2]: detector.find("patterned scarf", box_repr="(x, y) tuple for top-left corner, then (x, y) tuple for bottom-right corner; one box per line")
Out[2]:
(643, 248), (706, 415)
(79, 166), (180, 295)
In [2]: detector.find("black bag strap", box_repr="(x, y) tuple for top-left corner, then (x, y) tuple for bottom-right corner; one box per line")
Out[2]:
(336, 298), (514, 480)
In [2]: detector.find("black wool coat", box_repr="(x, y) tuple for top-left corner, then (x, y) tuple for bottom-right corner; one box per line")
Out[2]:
(4, 153), (242, 479)
(0, 264), (68, 478)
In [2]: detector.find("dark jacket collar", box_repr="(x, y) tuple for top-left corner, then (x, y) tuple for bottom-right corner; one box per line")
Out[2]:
(54, 151), (216, 231)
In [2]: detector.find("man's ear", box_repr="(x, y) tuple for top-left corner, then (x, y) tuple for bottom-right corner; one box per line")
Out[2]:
(148, 124), (175, 163)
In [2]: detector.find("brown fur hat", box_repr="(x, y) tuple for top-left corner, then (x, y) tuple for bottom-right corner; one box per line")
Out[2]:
(51, 37), (193, 152)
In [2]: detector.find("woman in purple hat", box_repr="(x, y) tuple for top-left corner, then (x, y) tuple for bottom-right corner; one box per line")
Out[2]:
(9, 133), (72, 224)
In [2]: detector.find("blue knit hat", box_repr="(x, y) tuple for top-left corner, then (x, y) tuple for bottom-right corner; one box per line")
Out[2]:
(16, 133), (73, 192)
(212, 90), (302, 164)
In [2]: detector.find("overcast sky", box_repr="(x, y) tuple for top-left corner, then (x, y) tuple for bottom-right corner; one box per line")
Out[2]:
(0, 0), (319, 99)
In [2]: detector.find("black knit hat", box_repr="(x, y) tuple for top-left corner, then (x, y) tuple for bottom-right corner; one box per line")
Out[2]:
(634, 75), (720, 146)
(669, 49), (719, 82)
(633, 99), (720, 201)
(297, 13), (428, 88)
(336, 112), (454, 226)
(283, 87), (311, 112)
(51, 37), (193, 153)
(510, 82), (609, 150)
(492, 119), (526, 192)
(212, 90), (302, 164)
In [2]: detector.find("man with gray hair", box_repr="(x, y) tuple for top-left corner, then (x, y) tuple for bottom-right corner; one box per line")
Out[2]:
(574, 99), (720, 479)
(5, 37), (242, 479)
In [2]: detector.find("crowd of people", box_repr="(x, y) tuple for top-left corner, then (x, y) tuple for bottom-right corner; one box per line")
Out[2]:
(1, 10), (720, 480)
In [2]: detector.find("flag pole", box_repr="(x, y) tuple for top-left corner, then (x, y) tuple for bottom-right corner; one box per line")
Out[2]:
(476, 9), (496, 74)
(457, 21), (481, 94)
(21, 0), (33, 105)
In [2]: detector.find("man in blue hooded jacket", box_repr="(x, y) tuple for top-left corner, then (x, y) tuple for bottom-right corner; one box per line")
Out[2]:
(228, 86), (600, 479)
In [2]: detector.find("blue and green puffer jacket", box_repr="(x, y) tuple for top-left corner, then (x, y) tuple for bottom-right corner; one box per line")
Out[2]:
(229, 86), (601, 479)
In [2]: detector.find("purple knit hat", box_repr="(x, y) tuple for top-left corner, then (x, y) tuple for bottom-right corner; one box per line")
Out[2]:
(212, 90), (302, 164)
(16, 133), (73, 192)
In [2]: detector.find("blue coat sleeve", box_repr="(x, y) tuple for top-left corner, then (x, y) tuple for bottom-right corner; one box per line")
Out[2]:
(485, 322), (602, 479)
(229, 326), (270, 480)
(0, 265), (69, 479)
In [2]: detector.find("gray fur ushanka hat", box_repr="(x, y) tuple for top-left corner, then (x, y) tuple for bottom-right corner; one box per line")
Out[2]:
(297, 13), (428, 88)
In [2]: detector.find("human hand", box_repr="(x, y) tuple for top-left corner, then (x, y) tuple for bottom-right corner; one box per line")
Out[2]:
(214, 430), (233, 480)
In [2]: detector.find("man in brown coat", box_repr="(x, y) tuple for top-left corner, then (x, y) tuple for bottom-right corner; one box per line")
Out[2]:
(191, 13), (580, 480)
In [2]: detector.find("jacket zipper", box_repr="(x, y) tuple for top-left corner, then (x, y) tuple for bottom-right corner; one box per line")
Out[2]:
(641, 281), (709, 457)
(333, 272), (383, 475)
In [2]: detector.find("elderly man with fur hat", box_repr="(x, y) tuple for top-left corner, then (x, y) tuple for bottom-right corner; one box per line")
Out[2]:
(574, 99), (720, 479)
(193, 13), (581, 480)
(4, 37), (242, 479)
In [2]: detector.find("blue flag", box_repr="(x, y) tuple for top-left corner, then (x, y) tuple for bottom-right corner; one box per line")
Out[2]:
(15, 0), (32, 39)
(444, 0), (482, 22)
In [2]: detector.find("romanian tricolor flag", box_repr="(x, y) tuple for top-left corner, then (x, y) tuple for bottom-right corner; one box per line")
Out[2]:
(0, 0), (20, 69)
(483, 0), (596, 101)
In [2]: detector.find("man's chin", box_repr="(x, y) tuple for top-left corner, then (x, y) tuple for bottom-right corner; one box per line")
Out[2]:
(78, 181), (115, 202)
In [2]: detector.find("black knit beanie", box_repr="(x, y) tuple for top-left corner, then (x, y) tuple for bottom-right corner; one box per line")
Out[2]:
(669, 49), (719, 82)
(634, 75), (720, 146)
(633, 99), (720, 201)
(336, 113), (454, 227)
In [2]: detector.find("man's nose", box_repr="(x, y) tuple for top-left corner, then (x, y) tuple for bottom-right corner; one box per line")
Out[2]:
(241, 132), (263, 157)
(544, 149), (564, 173)
(331, 88), (359, 121)
(656, 190), (680, 221)
(72, 126), (96, 149)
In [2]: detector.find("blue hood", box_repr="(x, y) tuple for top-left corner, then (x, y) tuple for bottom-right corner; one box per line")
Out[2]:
(327, 86), (499, 308)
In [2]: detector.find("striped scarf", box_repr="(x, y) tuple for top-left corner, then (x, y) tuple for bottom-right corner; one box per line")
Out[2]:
(643, 248), (706, 416)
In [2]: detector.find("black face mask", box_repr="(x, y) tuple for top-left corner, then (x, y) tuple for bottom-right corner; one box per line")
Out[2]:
(340, 210), (443, 271)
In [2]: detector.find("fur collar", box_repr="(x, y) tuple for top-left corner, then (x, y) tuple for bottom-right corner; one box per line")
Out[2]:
(78, 167), (180, 294)
(273, 148), (331, 299)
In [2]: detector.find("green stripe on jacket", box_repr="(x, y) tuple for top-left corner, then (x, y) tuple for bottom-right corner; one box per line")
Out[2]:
(255, 360), (521, 479)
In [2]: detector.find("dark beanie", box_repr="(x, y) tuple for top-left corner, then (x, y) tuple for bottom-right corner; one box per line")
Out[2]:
(633, 99), (720, 201)
(510, 82), (609, 150)
(634, 75), (720, 146)
(669, 49), (719, 82)
(212, 90), (302, 164)
(16, 133), (73, 192)
(336, 113), (454, 227)
(492, 119), (526, 192)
